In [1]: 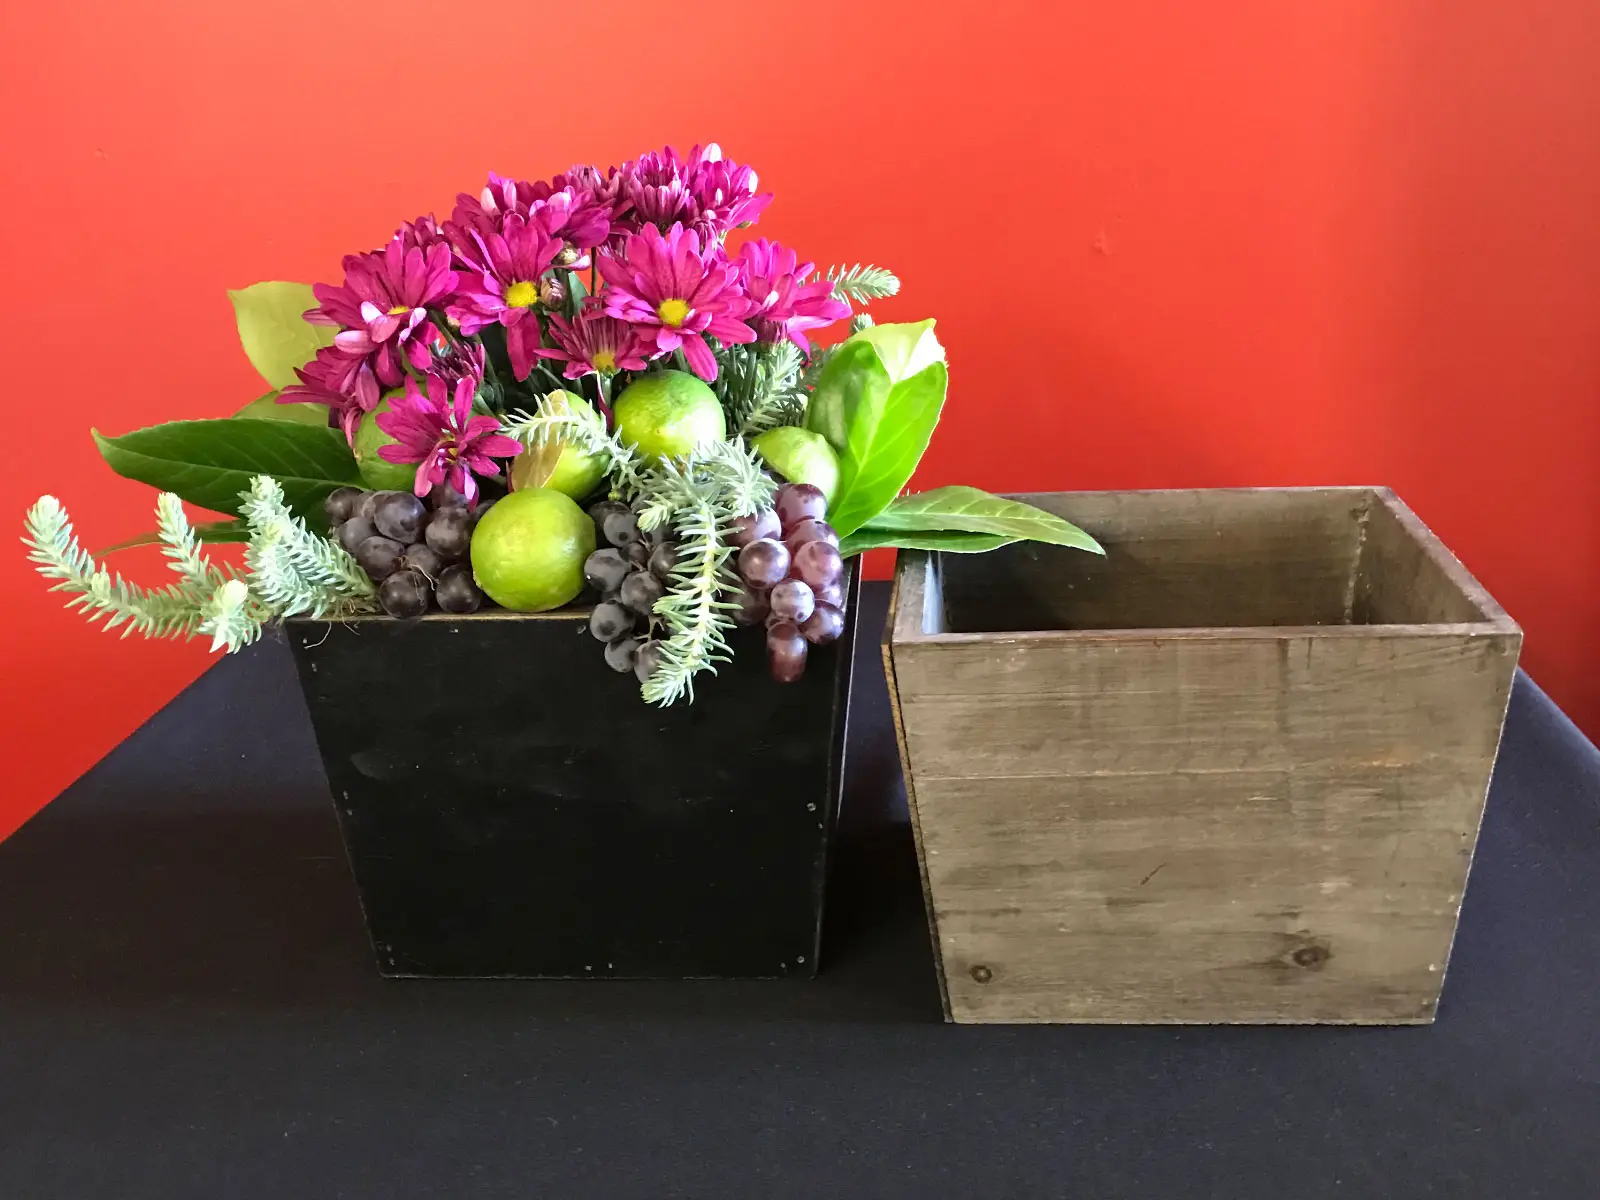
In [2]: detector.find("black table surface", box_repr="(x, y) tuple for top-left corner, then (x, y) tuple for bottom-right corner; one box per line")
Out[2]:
(2, 584), (1597, 1199)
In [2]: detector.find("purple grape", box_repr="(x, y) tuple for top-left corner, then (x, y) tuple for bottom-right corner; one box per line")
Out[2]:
(619, 571), (664, 615)
(770, 579), (815, 625)
(634, 639), (663, 683)
(378, 569), (431, 618)
(588, 499), (629, 527)
(434, 564), (483, 614)
(374, 491), (427, 542)
(583, 549), (631, 595)
(355, 535), (405, 580)
(801, 603), (845, 645)
(356, 491), (382, 522)
(430, 483), (470, 510)
(648, 541), (679, 582)
(324, 486), (364, 526)
(590, 600), (635, 642)
(737, 538), (790, 588)
(733, 586), (769, 627)
(425, 507), (473, 560)
(767, 621), (808, 683)
(601, 507), (640, 548)
(626, 540), (652, 569)
(404, 543), (444, 580)
(604, 636), (641, 674)
(731, 509), (782, 547)
(338, 515), (376, 556)
(784, 518), (838, 552)
(775, 483), (827, 530)
(793, 540), (843, 589)
(814, 579), (846, 611)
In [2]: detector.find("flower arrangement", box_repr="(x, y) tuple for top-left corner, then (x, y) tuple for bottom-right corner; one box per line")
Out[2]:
(25, 142), (1101, 705)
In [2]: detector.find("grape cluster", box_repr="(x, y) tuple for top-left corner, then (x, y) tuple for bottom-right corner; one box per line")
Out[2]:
(583, 500), (676, 682)
(732, 483), (847, 683)
(324, 486), (489, 618)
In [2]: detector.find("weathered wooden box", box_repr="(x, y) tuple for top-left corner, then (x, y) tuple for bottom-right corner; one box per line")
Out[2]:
(885, 488), (1520, 1024)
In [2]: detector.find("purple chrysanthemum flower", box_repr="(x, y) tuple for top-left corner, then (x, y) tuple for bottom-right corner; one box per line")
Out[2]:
(536, 310), (653, 382)
(598, 223), (756, 381)
(615, 144), (772, 242)
(395, 214), (446, 254)
(305, 239), (460, 385)
(449, 172), (613, 267)
(446, 215), (561, 382)
(281, 347), (382, 444)
(736, 239), (851, 353)
(376, 370), (522, 502)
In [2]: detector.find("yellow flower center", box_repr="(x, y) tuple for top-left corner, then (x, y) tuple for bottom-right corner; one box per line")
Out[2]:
(592, 349), (617, 372)
(504, 280), (540, 308)
(387, 304), (411, 316)
(656, 297), (691, 327)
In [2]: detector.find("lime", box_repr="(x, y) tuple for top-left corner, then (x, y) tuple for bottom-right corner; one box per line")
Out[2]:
(751, 427), (840, 504)
(353, 395), (418, 492)
(613, 370), (725, 464)
(509, 391), (608, 500)
(470, 487), (596, 612)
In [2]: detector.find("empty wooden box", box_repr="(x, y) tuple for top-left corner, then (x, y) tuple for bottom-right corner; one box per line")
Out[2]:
(884, 488), (1521, 1024)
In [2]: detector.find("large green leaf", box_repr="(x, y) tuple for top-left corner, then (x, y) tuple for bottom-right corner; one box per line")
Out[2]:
(234, 389), (333, 426)
(228, 281), (337, 389)
(867, 486), (1104, 554)
(93, 418), (360, 531)
(94, 519), (251, 557)
(838, 527), (1018, 556)
(806, 320), (948, 539)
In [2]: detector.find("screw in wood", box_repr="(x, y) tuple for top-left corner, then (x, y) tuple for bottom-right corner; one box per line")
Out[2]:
(970, 965), (993, 984)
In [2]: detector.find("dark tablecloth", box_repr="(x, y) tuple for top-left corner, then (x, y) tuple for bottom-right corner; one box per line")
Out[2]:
(2, 585), (1596, 1199)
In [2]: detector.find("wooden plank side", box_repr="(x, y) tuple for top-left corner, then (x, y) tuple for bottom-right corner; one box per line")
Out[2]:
(894, 632), (1517, 779)
(937, 489), (1373, 633)
(1354, 491), (1492, 625)
(915, 763), (1491, 1023)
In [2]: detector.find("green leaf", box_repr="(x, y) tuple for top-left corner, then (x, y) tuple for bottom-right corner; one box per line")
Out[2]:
(867, 486), (1104, 554)
(228, 282), (336, 389)
(93, 519), (251, 557)
(234, 389), (332, 427)
(837, 527), (1018, 556)
(92, 418), (361, 532)
(806, 320), (949, 539)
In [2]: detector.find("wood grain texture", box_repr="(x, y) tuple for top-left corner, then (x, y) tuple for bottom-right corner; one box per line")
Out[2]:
(886, 488), (1521, 1024)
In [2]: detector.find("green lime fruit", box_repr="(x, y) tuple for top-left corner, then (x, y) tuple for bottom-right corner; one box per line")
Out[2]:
(613, 370), (726, 464)
(353, 395), (418, 492)
(470, 487), (596, 612)
(510, 391), (608, 499)
(752, 426), (840, 504)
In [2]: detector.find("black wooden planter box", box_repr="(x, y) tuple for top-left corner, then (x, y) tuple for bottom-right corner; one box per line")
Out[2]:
(287, 567), (858, 980)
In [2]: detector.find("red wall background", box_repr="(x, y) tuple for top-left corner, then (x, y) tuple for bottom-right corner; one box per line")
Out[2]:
(2, 1), (1596, 841)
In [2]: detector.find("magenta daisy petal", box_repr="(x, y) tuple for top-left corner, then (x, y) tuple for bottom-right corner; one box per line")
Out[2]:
(536, 311), (653, 381)
(375, 370), (521, 501)
(736, 239), (851, 352)
(305, 237), (460, 389)
(445, 214), (561, 382)
(597, 223), (755, 382)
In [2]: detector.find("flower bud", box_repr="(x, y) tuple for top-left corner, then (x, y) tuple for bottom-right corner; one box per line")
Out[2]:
(553, 244), (582, 268)
(538, 278), (567, 308)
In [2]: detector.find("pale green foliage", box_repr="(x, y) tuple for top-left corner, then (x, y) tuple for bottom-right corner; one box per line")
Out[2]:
(849, 313), (875, 334)
(24, 476), (376, 654)
(238, 476), (376, 619)
(632, 440), (778, 707)
(824, 263), (901, 307)
(715, 342), (808, 437)
(501, 395), (647, 499)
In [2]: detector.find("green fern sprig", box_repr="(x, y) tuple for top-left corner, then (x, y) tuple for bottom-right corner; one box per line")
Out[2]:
(824, 263), (901, 307)
(24, 476), (377, 653)
(502, 395), (647, 499)
(716, 342), (808, 437)
(632, 439), (778, 706)
(238, 476), (373, 618)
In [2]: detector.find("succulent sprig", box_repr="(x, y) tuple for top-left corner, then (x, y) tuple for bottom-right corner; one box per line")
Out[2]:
(824, 263), (901, 307)
(501, 395), (648, 500)
(632, 439), (777, 706)
(24, 477), (376, 653)
(715, 342), (808, 438)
